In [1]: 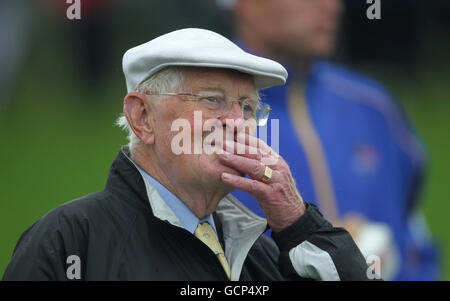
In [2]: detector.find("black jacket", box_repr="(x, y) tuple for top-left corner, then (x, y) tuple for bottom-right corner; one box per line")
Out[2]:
(2, 147), (369, 280)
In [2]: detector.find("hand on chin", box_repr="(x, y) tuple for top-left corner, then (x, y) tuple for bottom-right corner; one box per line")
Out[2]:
(199, 153), (243, 183)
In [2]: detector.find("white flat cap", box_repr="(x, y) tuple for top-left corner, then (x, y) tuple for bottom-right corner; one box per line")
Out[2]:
(122, 28), (288, 92)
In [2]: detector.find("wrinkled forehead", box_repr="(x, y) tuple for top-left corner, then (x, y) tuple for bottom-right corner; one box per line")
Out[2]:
(180, 67), (258, 97)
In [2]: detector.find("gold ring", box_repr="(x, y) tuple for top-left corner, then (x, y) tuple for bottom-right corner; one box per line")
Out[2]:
(261, 166), (273, 183)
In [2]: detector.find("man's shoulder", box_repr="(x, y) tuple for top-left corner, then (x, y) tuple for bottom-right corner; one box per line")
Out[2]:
(311, 61), (396, 108)
(3, 190), (144, 280)
(22, 190), (140, 243)
(43, 190), (116, 222)
(313, 61), (386, 92)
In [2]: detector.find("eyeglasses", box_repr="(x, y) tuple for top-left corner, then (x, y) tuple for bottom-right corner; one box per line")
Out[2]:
(144, 92), (271, 126)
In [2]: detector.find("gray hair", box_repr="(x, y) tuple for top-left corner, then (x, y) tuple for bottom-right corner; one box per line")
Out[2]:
(115, 66), (185, 152)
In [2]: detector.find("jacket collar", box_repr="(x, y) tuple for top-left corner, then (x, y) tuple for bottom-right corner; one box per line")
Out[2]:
(106, 146), (268, 280)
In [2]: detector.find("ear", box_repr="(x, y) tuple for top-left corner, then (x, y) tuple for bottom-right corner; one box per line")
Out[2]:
(123, 92), (155, 145)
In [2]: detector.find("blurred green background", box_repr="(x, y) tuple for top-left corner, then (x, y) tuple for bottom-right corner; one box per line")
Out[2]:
(1, 0), (449, 280)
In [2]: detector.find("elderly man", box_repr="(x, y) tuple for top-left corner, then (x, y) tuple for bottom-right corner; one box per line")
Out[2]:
(2, 28), (369, 281)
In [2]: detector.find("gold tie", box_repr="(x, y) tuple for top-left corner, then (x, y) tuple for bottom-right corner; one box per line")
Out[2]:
(194, 222), (231, 279)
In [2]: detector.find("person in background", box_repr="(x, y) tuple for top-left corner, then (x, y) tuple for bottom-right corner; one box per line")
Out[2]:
(0, 0), (32, 111)
(224, 0), (440, 280)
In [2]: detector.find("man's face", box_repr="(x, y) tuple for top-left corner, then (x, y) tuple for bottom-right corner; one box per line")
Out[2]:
(239, 0), (343, 60)
(149, 68), (258, 189)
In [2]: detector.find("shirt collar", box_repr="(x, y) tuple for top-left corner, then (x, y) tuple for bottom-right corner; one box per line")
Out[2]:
(136, 166), (217, 235)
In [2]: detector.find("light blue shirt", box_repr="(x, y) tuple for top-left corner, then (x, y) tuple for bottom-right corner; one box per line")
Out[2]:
(137, 167), (218, 236)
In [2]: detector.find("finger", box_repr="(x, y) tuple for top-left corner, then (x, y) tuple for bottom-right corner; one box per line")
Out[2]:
(224, 140), (280, 166)
(236, 133), (280, 165)
(217, 153), (267, 180)
(223, 140), (262, 161)
(236, 132), (270, 152)
(221, 172), (271, 197)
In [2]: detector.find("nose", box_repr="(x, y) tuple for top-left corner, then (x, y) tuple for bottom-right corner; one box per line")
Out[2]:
(219, 101), (246, 138)
(221, 101), (244, 122)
